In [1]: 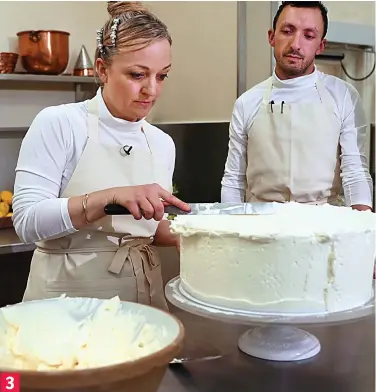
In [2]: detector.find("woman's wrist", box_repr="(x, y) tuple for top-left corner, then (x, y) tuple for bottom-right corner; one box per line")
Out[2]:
(68, 188), (115, 229)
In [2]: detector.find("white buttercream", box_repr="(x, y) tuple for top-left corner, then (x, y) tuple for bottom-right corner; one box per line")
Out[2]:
(0, 296), (165, 371)
(170, 203), (376, 314)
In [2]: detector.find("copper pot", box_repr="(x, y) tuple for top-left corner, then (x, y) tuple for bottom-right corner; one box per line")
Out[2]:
(17, 30), (70, 75)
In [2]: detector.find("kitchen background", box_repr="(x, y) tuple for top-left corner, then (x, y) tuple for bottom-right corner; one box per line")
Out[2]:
(0, 1), (374, 305)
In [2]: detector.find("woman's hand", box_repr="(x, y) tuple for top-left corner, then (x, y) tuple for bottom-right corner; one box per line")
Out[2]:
(68, 183), (190, 229)
(111, 183), (189, 220)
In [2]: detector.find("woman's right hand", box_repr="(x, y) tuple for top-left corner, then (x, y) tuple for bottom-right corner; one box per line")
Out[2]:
(68, 183), (190, 229)
(111, 183), (190, 221)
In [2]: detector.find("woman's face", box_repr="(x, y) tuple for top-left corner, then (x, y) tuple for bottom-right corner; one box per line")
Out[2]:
(96, 39), (171, 121)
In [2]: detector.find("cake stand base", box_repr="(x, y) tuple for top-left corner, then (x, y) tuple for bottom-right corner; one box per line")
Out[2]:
(237, 326), (320, 361)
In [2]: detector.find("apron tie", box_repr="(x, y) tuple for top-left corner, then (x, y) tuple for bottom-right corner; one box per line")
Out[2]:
(107, 237), (160, 306)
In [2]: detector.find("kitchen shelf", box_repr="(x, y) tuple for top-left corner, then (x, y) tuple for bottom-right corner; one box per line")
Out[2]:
(0, 127), (28, 133)
(0, 73), (97, 103)
(0, 73), (95, 84)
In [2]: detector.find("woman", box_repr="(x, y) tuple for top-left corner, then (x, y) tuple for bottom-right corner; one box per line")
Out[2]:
(12, 1), (189, 310)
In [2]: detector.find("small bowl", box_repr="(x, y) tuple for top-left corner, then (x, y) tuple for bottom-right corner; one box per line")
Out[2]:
(0, 52), (18, 74)
(0, 297), (185, 391)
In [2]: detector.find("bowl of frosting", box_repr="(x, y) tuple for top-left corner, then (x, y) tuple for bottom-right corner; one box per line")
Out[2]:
(0, 295), (184, 391)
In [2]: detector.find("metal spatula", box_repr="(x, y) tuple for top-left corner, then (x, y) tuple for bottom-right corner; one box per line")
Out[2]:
(104, 202), (276, 216)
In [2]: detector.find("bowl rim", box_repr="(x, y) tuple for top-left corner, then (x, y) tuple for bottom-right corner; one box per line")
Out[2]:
(0, 300), (185, 377)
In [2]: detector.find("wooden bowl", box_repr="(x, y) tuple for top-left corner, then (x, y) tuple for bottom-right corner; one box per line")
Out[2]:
(0, 298), (185, 391)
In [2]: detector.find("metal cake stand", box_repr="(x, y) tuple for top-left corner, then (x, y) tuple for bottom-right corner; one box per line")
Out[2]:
(165, 277), (374, 362)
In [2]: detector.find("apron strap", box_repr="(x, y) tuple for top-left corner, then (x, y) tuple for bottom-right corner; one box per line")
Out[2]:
(315, 77), (336, 109)
(262, 77), (274, 105)
(87, 96), (100, 142)
(262, 74), (335, 108)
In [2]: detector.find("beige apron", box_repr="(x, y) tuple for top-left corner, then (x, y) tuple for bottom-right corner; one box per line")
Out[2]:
(246, 77), (342, 204)
(22, 96), (170, 311)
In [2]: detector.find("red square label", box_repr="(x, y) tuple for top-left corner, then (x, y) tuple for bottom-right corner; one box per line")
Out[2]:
(0, 373), (20, 392)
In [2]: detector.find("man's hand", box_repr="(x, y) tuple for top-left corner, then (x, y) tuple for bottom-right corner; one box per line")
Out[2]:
(352, 204), (372, 212)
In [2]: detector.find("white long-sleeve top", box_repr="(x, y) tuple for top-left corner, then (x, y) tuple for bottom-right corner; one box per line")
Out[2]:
(221, 67), (373, 207)
(12, 88), (175, 244)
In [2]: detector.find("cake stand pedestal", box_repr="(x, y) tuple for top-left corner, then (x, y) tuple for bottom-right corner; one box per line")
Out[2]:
(165, 277), (374, 362)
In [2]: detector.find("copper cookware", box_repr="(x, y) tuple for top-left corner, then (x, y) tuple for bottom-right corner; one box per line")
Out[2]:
(0, 52), (18, 74)
(17, 30), (70, 75)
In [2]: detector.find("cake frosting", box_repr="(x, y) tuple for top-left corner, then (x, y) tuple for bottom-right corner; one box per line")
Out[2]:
(0, 296), (165, 371)
(170, 202), (376, 314)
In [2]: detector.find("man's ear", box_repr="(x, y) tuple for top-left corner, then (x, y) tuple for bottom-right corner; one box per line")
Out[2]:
(316, 38), (327, 55)
(268, 29), (276, 48)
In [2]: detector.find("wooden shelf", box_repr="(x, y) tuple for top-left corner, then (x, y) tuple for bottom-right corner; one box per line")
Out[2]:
(0, 73), (95, 84)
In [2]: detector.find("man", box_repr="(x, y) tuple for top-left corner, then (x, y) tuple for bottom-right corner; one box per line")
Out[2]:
(221, 1), (373, 211)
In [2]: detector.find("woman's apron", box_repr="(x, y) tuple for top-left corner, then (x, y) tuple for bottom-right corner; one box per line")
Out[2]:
(246, 77), (342, 205)
(22, 97), (170, 311)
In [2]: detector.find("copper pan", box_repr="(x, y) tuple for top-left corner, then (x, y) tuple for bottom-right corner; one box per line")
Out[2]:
(17, 30), (70, 75)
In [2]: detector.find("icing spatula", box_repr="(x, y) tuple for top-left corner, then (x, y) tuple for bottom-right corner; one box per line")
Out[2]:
(104, 202), (276, 216)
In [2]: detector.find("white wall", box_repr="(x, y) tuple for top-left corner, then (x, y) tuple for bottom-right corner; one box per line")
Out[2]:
(145, 1), (237, 123)
(246, 1), (273, 89)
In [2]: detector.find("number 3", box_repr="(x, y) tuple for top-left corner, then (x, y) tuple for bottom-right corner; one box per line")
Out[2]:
(5, 376), (14, 390)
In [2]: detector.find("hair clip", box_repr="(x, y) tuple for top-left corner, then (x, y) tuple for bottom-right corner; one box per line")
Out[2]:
(96, 28), (105, 55)
(110, 18), (121, 47)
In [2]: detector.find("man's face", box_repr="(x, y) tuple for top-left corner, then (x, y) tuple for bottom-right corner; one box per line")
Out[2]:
(269, 5), (326, 78)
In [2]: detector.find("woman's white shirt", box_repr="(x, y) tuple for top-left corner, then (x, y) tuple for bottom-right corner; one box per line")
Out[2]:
(12, 89), (175, 244)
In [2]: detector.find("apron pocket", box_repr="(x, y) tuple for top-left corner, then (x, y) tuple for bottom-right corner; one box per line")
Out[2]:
(46, 277), (138, 302)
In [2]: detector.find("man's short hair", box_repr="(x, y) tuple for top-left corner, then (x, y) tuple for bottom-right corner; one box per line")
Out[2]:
(273, 1), (329, 39)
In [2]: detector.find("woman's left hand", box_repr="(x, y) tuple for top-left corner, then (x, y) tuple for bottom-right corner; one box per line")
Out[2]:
(153, 220), (180, 249)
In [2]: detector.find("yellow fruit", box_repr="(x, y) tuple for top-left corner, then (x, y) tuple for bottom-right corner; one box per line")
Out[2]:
(0, 190), (13, 206)
(0, 202), (9, 218)
(6, 212), (13, 217)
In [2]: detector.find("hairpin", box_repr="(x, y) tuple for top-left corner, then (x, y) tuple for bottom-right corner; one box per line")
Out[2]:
(96, 28), (104, 55)
(110, 18), (121, 47)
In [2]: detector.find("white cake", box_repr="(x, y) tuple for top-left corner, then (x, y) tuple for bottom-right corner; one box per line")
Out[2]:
(170, 203), (376, 314)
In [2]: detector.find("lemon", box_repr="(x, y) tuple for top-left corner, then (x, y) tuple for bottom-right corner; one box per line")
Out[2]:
(0, 202), (9, 218)
(0, 190), (13, 206)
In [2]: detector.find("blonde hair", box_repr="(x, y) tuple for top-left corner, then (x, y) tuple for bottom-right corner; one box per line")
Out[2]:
(95, 1), (172, 65)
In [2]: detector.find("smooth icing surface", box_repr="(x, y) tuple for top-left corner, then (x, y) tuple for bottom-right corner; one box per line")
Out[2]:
(170, 203), (376, 314)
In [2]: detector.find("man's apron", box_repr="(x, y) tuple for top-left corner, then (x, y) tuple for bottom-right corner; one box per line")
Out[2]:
(22, 97), (170, 311)
(246, 77), (342, 205)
